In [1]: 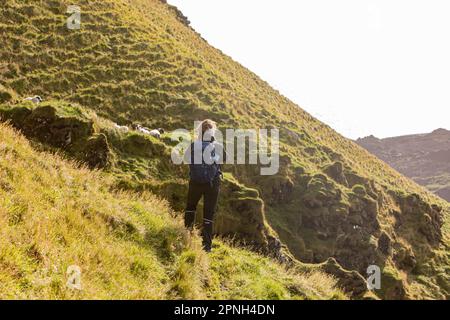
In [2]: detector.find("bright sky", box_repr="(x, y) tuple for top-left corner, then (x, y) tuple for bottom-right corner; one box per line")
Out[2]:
(168, 0), (450, 139)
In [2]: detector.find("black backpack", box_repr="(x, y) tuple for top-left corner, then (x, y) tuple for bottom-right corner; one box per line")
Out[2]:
(189, 141), (220, 184)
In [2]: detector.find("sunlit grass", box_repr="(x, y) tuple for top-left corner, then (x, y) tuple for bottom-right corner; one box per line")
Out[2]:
(0, 123), (344, 299)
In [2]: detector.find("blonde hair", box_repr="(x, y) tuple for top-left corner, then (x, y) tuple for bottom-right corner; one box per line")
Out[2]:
(197, 119), (216, 140)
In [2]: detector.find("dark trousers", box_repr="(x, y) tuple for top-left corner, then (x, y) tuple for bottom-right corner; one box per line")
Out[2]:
(185, 179), (220, 251)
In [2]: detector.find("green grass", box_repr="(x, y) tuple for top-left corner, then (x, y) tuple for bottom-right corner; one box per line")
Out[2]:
(0, 0), (448, 299)
(0, 123), (344, 299)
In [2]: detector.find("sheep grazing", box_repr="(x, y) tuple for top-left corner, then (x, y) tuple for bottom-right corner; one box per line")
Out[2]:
(134, 124), (152, 135)
(149, 128), (165, 139)
(24, 95), (43, 104)
(132, 124), (165, 139)
(149, 129), (160, 138)
(114, 123), (129, 132)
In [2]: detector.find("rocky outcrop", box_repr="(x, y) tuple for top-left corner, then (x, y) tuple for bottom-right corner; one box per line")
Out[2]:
(84, 133), (110, 169)
(0, 104), (111, 169)
(324, 161), (348, 187)
(395, 193), (444, 246)
(254, 160), (447, 299)
(217, 178), (291, 262)
(320, 258), (368, 299)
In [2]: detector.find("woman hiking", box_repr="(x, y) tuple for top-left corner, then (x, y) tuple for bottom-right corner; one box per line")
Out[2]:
(184, 119), (226, 252)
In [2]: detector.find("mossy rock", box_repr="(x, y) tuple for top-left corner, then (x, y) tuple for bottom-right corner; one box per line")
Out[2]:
(393, 246), (417, 272)
(377, 231), (392, 256)
(83, 133), (111, 169)
(118, 133), (164, 157)
(216, 178), (271, 247)
(323, 161), (348, 187)
(0, 103), (114, 169)
(320, 258), (368, 299)
(345, 171), (368, 188)
(256, 174), (294, 205)
(352, 184), (367, 197)
(378, 266), (407, 300)
(302, 173), (341, 208)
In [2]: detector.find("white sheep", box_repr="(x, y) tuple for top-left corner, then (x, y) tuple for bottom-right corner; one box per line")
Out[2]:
(135, 124), (152, 135)
(132, 124), (165, 139)
(24, 95), (43, 104)
(114, 123), (129, 132)
(149, 128), (165, 139)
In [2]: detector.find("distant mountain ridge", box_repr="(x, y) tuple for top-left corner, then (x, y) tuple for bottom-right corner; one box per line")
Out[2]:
(357, 128), (450, 202)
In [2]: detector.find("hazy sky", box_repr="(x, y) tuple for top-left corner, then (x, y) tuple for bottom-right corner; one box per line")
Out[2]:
(168, 0), (450, 139)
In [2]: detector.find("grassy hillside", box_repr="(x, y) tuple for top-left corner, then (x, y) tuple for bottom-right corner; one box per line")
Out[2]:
(0, 123), (344, 299)
(0, 0), (448, 299)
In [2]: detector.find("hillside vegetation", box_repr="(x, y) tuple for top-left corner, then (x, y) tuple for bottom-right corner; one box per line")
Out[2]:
(0, 0), (448, 299)
(0, 123), (344, 299)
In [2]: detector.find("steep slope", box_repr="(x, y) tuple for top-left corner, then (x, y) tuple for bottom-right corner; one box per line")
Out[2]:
(0, 0), (448, 299)
(0, 123), (344, 299)
(357, 129), (450, 202)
